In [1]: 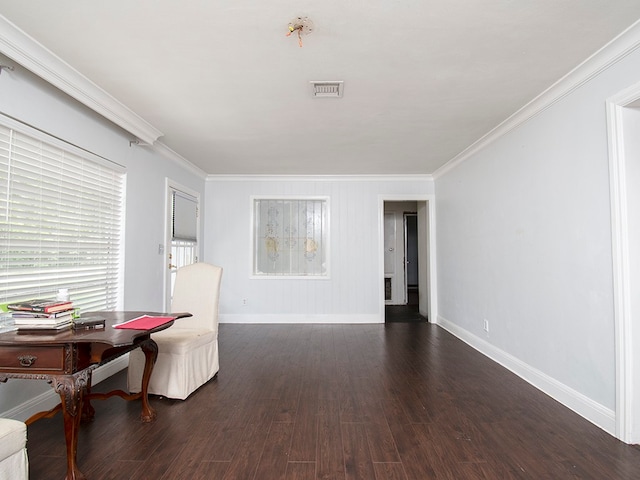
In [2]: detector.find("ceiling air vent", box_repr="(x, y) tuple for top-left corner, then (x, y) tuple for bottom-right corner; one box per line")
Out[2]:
(310, 81), (343, 98)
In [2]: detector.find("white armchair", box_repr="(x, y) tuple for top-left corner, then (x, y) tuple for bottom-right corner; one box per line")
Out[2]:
(0, 418), (28, 480)
(127, 262), (223, 400)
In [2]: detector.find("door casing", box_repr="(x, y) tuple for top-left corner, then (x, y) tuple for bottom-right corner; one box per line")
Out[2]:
(607, 81), (640, 444)
(164, 179), (201, 311)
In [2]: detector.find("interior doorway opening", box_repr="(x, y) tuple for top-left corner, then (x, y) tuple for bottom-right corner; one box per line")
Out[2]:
(383, 200), (429, 323)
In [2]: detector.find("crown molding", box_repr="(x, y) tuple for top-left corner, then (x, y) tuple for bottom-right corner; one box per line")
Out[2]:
(207, 174), (434, 182)
(152, 142), (207, 179)
(0, 15), (163, 145)
(434, 18), (640, 179)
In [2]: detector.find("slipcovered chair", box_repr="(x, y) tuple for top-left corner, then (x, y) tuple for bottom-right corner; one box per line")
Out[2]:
(0, 418), (28, 480)
(127, 262), (223, 400)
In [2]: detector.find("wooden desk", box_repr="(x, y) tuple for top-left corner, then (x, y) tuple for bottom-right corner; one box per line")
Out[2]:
(0, 311), (190, 480)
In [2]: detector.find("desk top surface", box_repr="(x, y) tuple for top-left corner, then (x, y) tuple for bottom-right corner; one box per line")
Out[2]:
(0, 311), (190, 348)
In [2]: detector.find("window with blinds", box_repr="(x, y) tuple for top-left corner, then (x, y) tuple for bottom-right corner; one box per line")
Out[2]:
(0, 123), (125, 312)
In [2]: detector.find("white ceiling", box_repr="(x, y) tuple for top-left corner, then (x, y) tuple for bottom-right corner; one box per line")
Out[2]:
(1, 1), (640, 175)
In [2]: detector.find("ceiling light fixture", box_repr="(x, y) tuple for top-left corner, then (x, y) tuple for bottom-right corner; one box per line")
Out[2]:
(286, 16), (314, 47)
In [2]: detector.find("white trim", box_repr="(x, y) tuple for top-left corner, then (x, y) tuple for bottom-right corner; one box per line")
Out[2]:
(0, 15), (163, 145)
(434, 18), (640, 179)
(378, 194), (437, 324)
(606, 80), (640, 444)
(220, 314), (381, 324)
(208, 174), (434, 183)
(437, 315), (617, 436)
(0, 356), (129, 421)
(154, 142), (207, 179)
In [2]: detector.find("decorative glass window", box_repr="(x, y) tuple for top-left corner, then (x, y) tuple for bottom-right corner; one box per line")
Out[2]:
(252, 197), (328, 277)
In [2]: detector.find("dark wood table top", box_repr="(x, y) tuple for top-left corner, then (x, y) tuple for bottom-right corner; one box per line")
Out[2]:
(0, 311), (191, 348)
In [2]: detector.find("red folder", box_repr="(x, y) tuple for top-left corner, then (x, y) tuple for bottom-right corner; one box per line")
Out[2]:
(113, 315), (175, 330)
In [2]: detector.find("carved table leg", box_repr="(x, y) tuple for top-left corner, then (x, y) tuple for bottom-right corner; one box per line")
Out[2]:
(138, 338), (158, 422)
(81, 370), (95, 423)
(52, 372), (89, 480)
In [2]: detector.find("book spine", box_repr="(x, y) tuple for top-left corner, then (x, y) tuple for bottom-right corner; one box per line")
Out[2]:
(7, 305), (46, 312)
(7, 303), (73, 313)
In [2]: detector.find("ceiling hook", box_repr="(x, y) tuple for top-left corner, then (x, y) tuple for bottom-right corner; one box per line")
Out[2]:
(129, 138), (151, 147)
(0, 65), (15, 75)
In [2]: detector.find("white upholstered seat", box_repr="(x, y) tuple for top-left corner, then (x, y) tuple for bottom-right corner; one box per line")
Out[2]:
(127, 262), (223, 400)
(0, 419), (28, 480)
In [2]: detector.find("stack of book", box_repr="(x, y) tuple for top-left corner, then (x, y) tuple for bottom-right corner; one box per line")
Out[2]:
(7, 298), (74, 332)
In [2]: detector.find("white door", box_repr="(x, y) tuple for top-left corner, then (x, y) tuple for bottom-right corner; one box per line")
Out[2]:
(384, 211), (407, 305)
(384, 212), (396, 304)
(165, 182), (200, 310)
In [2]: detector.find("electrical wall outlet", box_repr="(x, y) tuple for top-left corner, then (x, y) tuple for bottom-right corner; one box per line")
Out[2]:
(483, 319), (489, 332)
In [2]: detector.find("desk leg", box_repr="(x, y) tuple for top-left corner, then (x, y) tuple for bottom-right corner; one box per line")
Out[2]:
(139, 338), (158, 422)
(52, 372), (89, 480)
(81, 370), (95, 423)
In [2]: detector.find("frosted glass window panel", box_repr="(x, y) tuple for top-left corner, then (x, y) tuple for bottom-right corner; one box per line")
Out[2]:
(253, 197), (328, 277)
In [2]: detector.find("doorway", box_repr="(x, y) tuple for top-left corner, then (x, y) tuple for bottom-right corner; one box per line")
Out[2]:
(381, 198), (434, 323)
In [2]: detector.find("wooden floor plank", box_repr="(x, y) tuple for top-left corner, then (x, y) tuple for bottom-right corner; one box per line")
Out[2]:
(253, 422), (295, 480)
(341, 422), (376, 480)
(372, 462), (407, 480)
(317, 407), (345, 480)
(285, 462), (317, 480)
(363, 421), (400, 463)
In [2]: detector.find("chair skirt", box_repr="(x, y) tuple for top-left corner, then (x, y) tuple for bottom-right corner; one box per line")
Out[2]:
(0, 419), (28, 480)
(127, 330), (219, 400)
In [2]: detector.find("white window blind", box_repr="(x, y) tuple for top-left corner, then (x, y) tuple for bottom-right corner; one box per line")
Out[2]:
(0, 124), (124, 312)
(172, 190), (198, 241)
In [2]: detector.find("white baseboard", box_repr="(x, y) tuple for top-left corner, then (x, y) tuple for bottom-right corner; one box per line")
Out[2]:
(436, 315), (616, 436)
(220, 313), (383, 324)
(3, 354), (129, 422)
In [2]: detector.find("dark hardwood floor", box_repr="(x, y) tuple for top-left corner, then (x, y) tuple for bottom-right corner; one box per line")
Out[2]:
(384, 304), (427, 323)
(27, 323), (640, 479)
(385, 289), (427, 323)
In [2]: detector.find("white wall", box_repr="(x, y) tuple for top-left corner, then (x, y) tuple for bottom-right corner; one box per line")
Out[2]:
(434, 41), (640, 434)
(204, 176), (433, 323)
(0, 55), (205, 418)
